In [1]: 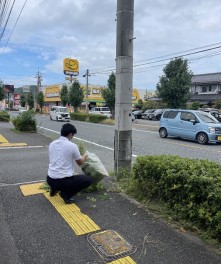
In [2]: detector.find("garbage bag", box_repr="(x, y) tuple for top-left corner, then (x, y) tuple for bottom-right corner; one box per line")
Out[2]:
(81, 152), (108, 184)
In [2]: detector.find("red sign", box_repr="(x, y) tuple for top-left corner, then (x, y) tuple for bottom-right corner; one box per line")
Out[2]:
(4, 84), (14, 93)
(14, 93), (21, 107)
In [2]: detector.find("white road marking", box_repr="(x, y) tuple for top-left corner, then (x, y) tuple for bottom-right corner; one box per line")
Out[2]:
(38, 126), (138, 158)
(0, 146), (44, 150)
(0, 179), (45, 188)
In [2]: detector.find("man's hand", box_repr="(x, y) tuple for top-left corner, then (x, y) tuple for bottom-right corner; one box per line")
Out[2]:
(75, 152), (88, 166)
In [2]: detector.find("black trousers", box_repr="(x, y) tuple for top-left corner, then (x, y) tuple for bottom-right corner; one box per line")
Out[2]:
(47, 175), (92, 199)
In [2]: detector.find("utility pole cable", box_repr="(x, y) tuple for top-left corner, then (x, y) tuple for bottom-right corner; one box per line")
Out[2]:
(115, 0), (134, 172)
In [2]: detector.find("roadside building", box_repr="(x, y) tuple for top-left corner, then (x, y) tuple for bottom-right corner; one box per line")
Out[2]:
(190, 72), (221, 105)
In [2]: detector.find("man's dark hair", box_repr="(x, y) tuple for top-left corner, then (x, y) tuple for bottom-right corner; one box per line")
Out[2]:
(61, 123), (77, 137)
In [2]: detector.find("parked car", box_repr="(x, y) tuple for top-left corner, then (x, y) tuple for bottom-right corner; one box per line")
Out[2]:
(149, 109), (165, 120)
(198, 108), (221, 122)
(89, 107), (111, 118)
(19, 107), (27, 114)
(50, 106), (70, 121)
(132, 112), (135, 121)
(133, 110), (143, 119)
(141, 109), (155, 119)
(159, 109), (221, 144)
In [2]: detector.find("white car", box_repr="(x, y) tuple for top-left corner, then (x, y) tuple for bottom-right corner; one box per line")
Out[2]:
(50, 106), (70, 121)
(19, 107), (27, 114)
(89, 107), (111, 118)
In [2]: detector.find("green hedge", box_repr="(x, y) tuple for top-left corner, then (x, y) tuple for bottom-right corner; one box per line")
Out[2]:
(88, 114), (107, 123)
(0, 111), (10, 122)
(12, 110), (37, 132)
(132, 155), (221, 242)
(70, 112), (89, 121)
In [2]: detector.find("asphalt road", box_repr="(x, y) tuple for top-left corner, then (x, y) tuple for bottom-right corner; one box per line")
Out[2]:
(36, 115), (221, 166)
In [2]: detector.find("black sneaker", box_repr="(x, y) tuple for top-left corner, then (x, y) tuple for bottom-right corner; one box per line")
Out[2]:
(50, 188), (58, 197)
(59, 192), (75, 204)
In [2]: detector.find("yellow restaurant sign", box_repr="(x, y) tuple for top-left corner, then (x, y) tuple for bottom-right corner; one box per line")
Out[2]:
(63, 58), (79, 76)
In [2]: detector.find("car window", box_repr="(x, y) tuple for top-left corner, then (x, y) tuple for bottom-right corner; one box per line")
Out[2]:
(168, 111), (179, 119)
(196, 112), (217, 123)
(101, 107), (110, 111)
(180, 112), (196, 122)
(163, 111), (169, 118)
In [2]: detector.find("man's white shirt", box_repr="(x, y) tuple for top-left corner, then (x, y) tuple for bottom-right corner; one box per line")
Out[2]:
(48, 136), (81, 179)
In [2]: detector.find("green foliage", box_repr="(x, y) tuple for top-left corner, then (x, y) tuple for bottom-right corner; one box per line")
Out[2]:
(142, 100), (162, 110)
(88, 114), (107, 123)
(27, 93), (34, 109)
(12, 110), (37, 132)
(156, 58), (193, 108)
(0, 80), (5, 101)
(135, 99), (144, 109)
(69, 80), (84, 112)
(130, 155), (221, 242)
(215, 99), (221, 110)
(101, 72), (115, 117)
(190, 101), (200, 110)
(37, 91), (44, 113)
(60, 84), (69, 106)
(20, 94), (26, 107)
(70, 112), (89, 121)
(76, 141), (86, 155)
(0, 111), (10, 122)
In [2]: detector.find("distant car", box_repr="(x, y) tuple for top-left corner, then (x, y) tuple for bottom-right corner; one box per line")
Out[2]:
(159, 109), (221, 144)
(198, 108), (221, 122)
(50, 106), (70, 121)
(89, 107), (111, 118)
(131, 112), (135, 121)
(19, 107), (27, 114)
(149, 109), (165, 120)
(133, 110), (143, 119)
(142, 109), (155, 119)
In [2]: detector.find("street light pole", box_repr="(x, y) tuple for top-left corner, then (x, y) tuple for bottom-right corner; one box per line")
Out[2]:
(115, 0), (134, 172)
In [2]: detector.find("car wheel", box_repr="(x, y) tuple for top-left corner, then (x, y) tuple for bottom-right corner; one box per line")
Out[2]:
(56, 117), (59, 122)
(196, 132), (208, 144)
(159, 128), (168, 138)
(50, 115), (52, 120)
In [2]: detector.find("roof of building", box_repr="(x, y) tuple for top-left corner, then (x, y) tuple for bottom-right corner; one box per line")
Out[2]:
(192, 72), (221, 84)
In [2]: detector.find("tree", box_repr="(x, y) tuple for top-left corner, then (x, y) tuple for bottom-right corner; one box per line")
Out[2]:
(27, 93), (34, 109)
(60, 84), (69, 106)
(101, 72), (115, 117)
(37, 91), (44, 113)
(156, 58), (193, 108)
(190, 101), (200, 110)
(20, 94), (26, 107)
(0, 80), (5, 101)
(69, 80), (84, 112)
(215, 99), (221, 110)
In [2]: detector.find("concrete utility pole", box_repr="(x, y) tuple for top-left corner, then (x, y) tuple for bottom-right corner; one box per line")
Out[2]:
(83, 69), (90, 113)
(115, 0), (134, 172)
(34, 69), (43, 109)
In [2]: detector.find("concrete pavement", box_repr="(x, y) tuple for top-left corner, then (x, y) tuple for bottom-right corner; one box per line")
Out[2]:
(0, 121), (221, 264)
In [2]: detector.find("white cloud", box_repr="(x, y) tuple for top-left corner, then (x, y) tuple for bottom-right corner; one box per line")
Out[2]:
(2, 0), (221, 89)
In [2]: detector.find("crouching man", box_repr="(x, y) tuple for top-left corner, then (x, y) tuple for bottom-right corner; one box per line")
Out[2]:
(47, 123), (92, 204)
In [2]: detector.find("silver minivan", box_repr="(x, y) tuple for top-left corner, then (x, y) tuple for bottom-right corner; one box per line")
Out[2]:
(50, 106), (70, 122)
(159, 109), (221, 144)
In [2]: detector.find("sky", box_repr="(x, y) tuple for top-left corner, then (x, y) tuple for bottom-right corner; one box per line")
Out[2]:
(1, 0), (221, 90)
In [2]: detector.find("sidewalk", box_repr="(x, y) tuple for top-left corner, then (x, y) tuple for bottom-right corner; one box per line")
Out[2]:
(0, 122), (220, 264)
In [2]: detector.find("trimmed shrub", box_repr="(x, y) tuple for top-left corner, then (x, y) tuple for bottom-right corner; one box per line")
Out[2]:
(0, 111), (10, 122)
(88, 114), (107, 123)
(70, 112), (89, 121)
(12, 110), (37, 132)
(132, 155), (221, 242)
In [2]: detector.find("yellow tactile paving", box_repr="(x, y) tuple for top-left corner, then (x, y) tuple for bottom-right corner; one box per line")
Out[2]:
(0, 142), (27, 147)
(108, 256), (137, 264)
(44, 192), (100, 235)
(19, 183), (100, 236)
(20, 183), (45, 196)
(0, 134), (8, 143)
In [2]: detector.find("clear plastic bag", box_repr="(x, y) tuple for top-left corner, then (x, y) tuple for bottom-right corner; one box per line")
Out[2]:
(81, 152), (109, 184)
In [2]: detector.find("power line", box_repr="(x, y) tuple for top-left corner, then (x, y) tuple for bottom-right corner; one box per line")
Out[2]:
(0, 0), (15, 42)
(1, 0), (28, 55)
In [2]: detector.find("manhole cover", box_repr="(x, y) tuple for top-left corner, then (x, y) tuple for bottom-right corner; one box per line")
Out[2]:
(87, 230), (137, 261)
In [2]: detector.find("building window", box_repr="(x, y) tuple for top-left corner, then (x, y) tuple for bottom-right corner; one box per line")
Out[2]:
(202, 86), (207, 93)
(209, 86), (212, 92)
